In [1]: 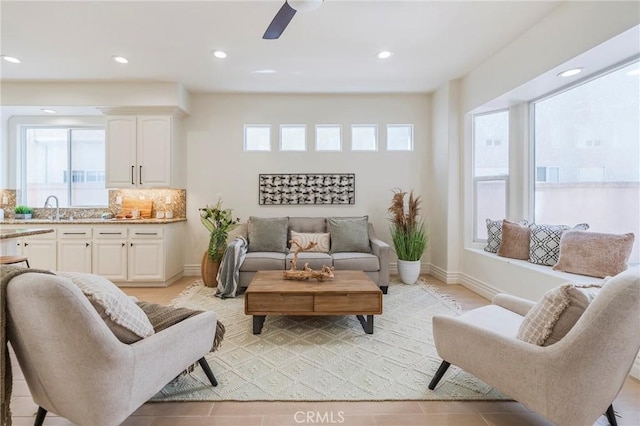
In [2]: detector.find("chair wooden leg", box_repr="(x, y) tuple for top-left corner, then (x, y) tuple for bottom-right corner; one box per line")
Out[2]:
(34, 406), (47, 426)
(198, 357), (218, 387)
(428, 360), (451, 390)
(605, 404), (617, 426)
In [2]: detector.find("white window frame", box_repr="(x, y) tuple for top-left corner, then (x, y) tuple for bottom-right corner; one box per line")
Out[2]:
(351, 124), (378, 151)
(315, 124), (342, 151)
(244, 124), (271, 151)
(386, 124), (414, 151)
(279, 124), (307, 151)
(15, 117), (107, 208)
(472, 109), (510, 242)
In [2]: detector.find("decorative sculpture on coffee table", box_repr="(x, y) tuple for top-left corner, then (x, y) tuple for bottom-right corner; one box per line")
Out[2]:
(283, 241), (335, 281)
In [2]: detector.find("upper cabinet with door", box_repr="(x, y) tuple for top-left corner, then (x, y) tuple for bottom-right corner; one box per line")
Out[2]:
(105, 115), (183, 188)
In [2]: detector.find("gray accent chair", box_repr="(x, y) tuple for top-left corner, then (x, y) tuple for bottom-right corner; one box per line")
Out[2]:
(6, 272), (219, 426)
(428, 267), (640, 426)
(235, 217), (391, 293)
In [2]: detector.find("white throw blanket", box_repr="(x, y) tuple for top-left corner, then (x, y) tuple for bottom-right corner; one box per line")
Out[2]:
(215, 236), (248, 299)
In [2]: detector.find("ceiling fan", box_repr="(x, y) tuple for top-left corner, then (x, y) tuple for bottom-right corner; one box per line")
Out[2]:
(263, 0), (323, 40)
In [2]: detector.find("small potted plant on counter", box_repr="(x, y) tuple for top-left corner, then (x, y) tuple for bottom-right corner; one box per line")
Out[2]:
(14, 205), (33, 220)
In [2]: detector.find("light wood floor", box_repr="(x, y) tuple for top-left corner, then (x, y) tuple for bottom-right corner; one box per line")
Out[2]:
(10, 275), (640, 426)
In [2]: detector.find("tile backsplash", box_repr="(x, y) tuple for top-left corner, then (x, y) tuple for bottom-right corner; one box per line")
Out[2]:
(0, 188), (185, 219)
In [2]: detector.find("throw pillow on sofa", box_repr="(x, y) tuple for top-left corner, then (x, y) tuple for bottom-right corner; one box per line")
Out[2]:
(484, 218), (528, 253)
(517, 282), (602, 346)
(497, 219), (530, 260)
(553, 230), (635, 278)
(328, 216), (371, 254)
(290, 230), (330, 253)
(247, 216), (289, 253)
(528, 222), (590, 266)
(59, 272), (155, 343)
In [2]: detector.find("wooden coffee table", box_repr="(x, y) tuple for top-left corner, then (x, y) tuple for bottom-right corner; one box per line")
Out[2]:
(244, 270), (383, 334)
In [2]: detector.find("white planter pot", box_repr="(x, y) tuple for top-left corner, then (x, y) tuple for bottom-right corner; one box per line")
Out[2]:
(397, 259), (421, 284)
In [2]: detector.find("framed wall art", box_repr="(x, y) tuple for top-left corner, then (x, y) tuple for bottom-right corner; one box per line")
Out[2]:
(259, 173), (355, 205)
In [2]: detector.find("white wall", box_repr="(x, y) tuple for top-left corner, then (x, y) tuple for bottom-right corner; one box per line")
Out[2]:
(429, 81), (463, 282)
(182, 93), (430, 273)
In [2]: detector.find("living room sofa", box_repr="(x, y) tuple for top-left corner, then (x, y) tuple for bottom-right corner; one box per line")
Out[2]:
(231, 216), (390, 293)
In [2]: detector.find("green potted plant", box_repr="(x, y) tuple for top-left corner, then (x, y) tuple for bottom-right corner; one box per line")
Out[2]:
(388, 189), (428, 284)
(199, 199), (240, 287)
(14, 205), (33, 220)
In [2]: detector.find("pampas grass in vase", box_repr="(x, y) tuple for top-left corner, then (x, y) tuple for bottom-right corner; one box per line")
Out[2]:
(388, 189), (428, 283)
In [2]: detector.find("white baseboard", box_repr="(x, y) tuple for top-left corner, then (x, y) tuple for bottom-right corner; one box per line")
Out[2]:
(428, 264), (464, 285)
(183, 264), (200, 276)
(458, 273), (502, 301)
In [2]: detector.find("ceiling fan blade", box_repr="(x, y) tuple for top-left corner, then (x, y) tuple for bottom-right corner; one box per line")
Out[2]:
(263, 1), (297, 39)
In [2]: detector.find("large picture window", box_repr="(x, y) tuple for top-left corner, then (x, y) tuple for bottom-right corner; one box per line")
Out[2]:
(22, 127), (107, 208)
(473, 110), (510, 241)
(532, 60), (640, 263)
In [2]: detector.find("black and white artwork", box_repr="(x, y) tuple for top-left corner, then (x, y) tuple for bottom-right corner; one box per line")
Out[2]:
(259, 174), (355, 205)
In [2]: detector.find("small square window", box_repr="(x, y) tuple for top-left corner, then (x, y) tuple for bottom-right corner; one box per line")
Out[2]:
(244, 125), (271, 151)
(351, 125), (377, 151)
(280, 125), (306, 151)
(387, 124), (413, 151)
(315, 125), (342, 151)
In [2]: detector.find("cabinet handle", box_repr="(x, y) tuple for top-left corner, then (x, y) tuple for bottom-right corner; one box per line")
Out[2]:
(24, 242), (29, 247)
(122, 243), (126, 247)
(134, 232), (158, 236)
(85, 242), (90, 247)
(63, 232), (87, 235)
(130, 242), (133, 247)
(139, 166), (143, 185)
(99, 232), (122, 235)
(131, 165), (135, 185)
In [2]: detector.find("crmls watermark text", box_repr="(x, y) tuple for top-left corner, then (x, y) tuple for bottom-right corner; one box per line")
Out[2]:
(294, 410), (345, 424)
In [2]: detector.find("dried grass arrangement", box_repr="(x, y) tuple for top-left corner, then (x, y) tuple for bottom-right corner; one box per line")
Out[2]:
(388, 188), (428, 261)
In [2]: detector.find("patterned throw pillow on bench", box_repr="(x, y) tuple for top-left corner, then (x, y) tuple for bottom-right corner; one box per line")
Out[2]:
(528, 223), (590, 266)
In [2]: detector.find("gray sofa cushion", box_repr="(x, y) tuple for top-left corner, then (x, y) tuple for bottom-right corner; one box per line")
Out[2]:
(289, 217), (327, 234)
(328, 216), (371, 253)
(248, 216), (289, 253)
(332, 252), (379, 271)
(285, 252), (333, 270)
(240, 252), (286, 271)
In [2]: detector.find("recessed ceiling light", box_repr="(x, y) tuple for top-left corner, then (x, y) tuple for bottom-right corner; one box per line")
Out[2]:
(112, 56), (128, 64)
(1, 55), (21, 64)
(377, 51), (392, 59)
(626, 69), (640, 76)
(212, 50), (227, 59)
(252, 69), (277, 74)
(558, 68), (583, 78)
(41, 109), (56, 114)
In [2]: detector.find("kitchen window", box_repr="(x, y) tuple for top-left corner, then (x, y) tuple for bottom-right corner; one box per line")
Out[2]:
(21, 126), (107, 208)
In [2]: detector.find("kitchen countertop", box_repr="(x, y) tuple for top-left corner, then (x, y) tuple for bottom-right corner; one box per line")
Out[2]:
(0, 218), (187, 225)
(1, 228), (55, 240)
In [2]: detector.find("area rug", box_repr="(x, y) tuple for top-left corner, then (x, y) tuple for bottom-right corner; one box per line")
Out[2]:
(152, 278), (508, 402)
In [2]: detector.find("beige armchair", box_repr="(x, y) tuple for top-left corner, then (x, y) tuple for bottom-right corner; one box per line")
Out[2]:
(6, 272), (219, 426)
(429, 267), (640, 426)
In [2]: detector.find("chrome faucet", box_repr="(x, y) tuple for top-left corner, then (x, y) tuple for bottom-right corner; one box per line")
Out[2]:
(43, 195), (60, 221)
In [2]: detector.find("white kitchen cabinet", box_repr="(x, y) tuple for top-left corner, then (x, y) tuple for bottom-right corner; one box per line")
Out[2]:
(129, 232), (165, 281)
(57, 228), (92, 273)
(2, 222), (184, 286)
(92, 228), (128, 281)
(105, 115), (177, 188)
(11, 231), (58, 271)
